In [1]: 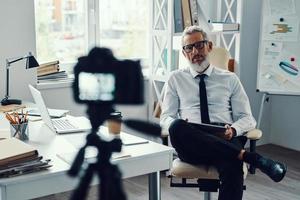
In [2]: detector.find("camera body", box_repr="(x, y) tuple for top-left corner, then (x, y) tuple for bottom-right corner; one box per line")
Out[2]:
(73, 47), (144, 105)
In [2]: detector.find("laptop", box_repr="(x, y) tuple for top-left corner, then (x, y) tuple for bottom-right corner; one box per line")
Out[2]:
(28, 84), (91, 134)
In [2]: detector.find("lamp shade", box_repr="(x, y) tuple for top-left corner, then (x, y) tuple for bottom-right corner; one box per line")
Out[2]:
(1, 52), (39, 106)
(26, 55), (39, 69)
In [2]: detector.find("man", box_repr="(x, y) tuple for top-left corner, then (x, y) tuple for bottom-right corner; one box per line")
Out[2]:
(160, 26), (286, 200)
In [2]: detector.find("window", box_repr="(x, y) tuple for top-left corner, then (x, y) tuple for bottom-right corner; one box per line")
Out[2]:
(34, 0), (88, 71)
(34, 0), (149, 73)
(98, 0), (149, 61)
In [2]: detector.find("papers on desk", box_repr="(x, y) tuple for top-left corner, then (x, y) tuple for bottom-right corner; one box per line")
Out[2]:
(0, 138), (52, 178)
(0, 104), (26, 113)
(120, 134), (149, 146)
(18, 107), (69, 118)
(58, 129), (149, 165)
(0, 138), (37, 166)
(63, 127), (149, 149)
(57, 149), (131, 165)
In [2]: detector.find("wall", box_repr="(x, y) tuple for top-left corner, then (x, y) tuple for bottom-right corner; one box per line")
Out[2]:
(239, 0), (271, 145)
(0, 0), (37, 102)
(270, 96), (300, 151)
(240, 0), (300, 151)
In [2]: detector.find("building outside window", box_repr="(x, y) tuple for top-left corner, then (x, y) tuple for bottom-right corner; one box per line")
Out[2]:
(34, 0), (149, 73)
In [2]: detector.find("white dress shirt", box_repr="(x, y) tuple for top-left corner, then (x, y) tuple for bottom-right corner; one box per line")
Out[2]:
(160, 65), (256, 136)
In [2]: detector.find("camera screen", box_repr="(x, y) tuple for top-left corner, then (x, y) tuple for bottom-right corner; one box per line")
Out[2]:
(78, 72), (115, 101)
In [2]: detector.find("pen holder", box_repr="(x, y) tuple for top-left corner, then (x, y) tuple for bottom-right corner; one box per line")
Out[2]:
(10, 122), (29, 141)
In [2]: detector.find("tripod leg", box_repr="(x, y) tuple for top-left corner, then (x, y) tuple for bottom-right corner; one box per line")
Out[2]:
(99, 165), (127, 200)
(70, 164), (95, 200)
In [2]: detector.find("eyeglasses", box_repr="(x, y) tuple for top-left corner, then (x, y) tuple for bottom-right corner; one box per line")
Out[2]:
(182, 40), (208, 53)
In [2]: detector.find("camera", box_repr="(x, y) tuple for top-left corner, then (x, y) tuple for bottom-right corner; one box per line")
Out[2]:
(73, 47), (144, 105)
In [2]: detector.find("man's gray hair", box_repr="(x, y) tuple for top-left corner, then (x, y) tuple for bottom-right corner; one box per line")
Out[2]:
(181, 26), (208, 46)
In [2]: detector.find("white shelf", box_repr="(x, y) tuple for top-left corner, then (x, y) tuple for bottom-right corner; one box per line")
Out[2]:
(149, 0), (242, 120)
(151, 75), (168, 82)
(209, 30), (240, 35)
(152, 29), (168, 35)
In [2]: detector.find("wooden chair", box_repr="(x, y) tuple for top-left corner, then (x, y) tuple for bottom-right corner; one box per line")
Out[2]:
(154, 47), (262, 200)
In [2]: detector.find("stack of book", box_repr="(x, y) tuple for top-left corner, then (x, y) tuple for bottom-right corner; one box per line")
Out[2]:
(0, 138), (52, 178)
(37, 60), (72, 83)
(37, 60), (60, 76)
(173, 0), (239, 33)
(174, 0), (202, 32)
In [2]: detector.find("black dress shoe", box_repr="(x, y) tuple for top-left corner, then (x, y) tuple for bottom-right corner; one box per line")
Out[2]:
(257, 157), (287, 182)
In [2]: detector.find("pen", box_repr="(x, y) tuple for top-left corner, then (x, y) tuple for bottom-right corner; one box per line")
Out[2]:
(21, 109), (24, 123)
(24, 111), (28, 123)
(15, 112), (20, 124)
(5, 113), (16, 124)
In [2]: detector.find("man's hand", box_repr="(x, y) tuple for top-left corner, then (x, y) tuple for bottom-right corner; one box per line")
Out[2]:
(223, 124), (236, 140)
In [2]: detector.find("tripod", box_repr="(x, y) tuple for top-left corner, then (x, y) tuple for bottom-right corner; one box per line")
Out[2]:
(68, 105), (127, 200)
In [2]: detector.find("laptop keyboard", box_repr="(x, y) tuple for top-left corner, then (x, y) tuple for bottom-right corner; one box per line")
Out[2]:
(53, 119), (77, 130)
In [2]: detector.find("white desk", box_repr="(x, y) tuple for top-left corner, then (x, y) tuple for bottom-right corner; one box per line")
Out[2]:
(0, 117), (174, 200)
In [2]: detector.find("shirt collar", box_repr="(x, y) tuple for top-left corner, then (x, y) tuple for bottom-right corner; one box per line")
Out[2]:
(190, 64), (214, 78)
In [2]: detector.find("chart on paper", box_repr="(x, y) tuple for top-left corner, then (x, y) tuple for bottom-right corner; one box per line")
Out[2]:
(257, 0), (300, 95)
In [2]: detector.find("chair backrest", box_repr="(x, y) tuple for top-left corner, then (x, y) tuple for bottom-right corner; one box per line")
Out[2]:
(208, 47), (230, 70)
(153, 47), (233, 118)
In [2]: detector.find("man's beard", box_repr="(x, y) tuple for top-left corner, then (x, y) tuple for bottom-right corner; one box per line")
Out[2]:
(188, 58), (210, 73)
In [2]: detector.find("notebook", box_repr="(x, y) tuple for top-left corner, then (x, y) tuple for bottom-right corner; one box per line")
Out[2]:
(0, 138), (38, 167)
(63, 127), (149, 149)
(29, 84), (91, 134)
(57, 150), (131, 165)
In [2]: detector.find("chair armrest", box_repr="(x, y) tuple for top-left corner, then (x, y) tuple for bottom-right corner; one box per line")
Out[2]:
(161, 128), (262, 141)
(245, 129), (262, 140)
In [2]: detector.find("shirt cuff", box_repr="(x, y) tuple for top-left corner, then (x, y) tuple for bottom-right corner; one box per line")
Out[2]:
(160, 116), (176, 132)
(230, 124), (242, 136)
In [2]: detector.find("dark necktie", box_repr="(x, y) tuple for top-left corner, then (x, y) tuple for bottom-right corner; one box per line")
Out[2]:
(199, 74), (210, 124)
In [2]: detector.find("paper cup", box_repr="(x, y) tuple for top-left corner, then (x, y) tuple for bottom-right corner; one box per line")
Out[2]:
(107, 111), (122, 135)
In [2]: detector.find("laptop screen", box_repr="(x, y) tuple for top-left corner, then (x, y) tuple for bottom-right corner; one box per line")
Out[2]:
(28, 84), (56, 132)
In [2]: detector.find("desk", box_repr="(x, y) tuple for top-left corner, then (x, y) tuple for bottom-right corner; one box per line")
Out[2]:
(0, 117), (174, 200)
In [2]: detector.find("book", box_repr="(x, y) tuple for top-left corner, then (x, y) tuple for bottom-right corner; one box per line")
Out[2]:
(174, 0), (184, 32)
(37, 64), (59, 72)
(162, 49), (179, 71)
(37, 71), (68, 80)
(37, 77), (74, 83)
(181, 0), (192, 28)
(38, 60), (59, 68)
(37, 60), (60, 76)
(0, 156), (43, 171)
(210, 22), (240, 32)
(0, 138), (38, 167)
(37, 69), (60, 77)
(0, 160), (52, 178)
(37, 64), (59, 73)
(189, 0), (199, 25)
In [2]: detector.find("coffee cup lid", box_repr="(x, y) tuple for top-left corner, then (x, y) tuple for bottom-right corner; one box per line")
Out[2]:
(109, 111), (122, 119)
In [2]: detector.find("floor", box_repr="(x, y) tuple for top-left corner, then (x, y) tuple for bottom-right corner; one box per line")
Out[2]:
(35, 144), (300, 200)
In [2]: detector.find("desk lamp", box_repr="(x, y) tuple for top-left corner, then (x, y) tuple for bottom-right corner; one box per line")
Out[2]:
(1, 52), (39, 106)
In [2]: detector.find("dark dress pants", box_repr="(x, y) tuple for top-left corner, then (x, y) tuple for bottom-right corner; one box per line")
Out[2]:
(169, 119), (247, 200)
